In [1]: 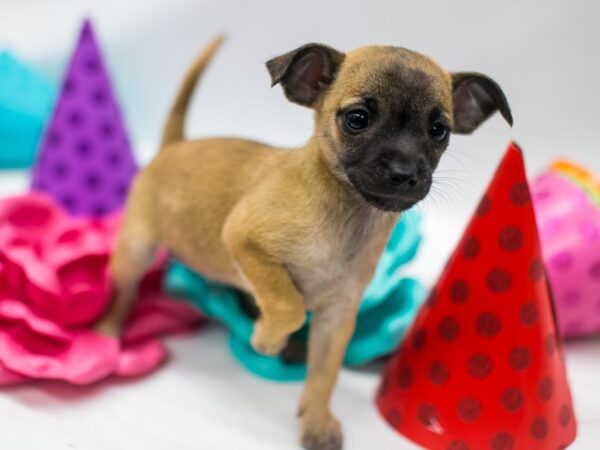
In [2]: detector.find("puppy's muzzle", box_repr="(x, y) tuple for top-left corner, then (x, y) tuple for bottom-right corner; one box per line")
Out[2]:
(345, 156), (431, 212)
(384, 160), (419, 193)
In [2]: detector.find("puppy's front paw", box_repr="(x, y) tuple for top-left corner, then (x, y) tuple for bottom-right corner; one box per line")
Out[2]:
(250, 321), (289, 356)
(300, 411), (343, 450)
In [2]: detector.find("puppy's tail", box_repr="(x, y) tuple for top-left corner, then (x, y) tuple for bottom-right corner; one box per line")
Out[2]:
(160, 35), (225, 149)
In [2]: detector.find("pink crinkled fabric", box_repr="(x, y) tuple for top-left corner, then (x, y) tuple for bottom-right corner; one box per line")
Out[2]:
(0, 193), (203, 385)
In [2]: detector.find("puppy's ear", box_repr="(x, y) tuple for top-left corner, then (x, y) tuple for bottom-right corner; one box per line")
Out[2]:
(451, 73), (513, 134)
(266, 44), (345, 107)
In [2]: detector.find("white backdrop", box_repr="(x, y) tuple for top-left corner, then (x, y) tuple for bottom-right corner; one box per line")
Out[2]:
(2, 0), (600, 188)
(1, 1), (599, 449)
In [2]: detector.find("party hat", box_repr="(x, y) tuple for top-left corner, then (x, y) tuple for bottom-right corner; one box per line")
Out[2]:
(376, 143), (577, 450)
(31, 20), (137, 217)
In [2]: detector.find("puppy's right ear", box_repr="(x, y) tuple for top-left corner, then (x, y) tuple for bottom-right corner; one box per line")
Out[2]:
(266, 44), (345, 108)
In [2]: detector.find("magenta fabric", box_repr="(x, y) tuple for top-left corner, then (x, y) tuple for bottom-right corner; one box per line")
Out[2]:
(0, 193), (203, 385)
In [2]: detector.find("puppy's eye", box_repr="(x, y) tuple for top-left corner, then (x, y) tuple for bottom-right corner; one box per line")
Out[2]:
(344, 109), (370, 132)
(429, 122), (449, 142)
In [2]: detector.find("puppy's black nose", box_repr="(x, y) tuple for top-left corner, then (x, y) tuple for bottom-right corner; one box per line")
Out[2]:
(386, 164), (418, 190)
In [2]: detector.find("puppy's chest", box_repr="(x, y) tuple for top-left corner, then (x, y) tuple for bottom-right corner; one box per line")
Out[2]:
(286, 214), (390, 299)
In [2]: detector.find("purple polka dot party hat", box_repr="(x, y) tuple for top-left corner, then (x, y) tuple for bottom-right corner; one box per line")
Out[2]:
(31, 19), (137, 217)
(376, 143), (577, 450)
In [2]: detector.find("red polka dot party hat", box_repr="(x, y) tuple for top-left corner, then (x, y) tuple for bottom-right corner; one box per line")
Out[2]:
(31, 19), (137, 217)
(376, 143), (577, 450)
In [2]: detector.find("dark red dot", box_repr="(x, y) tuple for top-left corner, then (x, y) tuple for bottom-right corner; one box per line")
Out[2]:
(468, 352), (493, 379)
(530, 417), (549, 440)
(397, 366), (413, 389)
(438, 316), (460, 342)
(499, 225), (523, 252)
(529, 259), (544, 281)
(559, 404), (571, 427)
(477, 195), (491, 216)
(387, 408), (401, 428)
(417, 402), (438, 428)
(501, 387), (524, 412)
(520, 302), (538, 326)
(428, 360), (450, 385)
(412, 329), (426, 351)
(510, 182), (531, 206)
(491, 432), (514, 450)
(538, 377), (554, 401)
(447, 440), (470, 450)
(486, 268), (512, 293)
(545, 334), (557, 356)
(450, 279), (469, 304)
(378, 375), (389, 397)
(456, 396), (481, 422)
(462, 236), (480, 260)
(476, 312), (502, 338)
(509, 346), (531, 371)
(590, 261), (600, 280)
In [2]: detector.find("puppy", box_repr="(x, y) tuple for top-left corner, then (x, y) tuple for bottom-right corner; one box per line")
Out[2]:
(97, 36), (512, 450)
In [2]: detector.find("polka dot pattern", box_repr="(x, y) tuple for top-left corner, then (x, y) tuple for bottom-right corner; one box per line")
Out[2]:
(509, 346), (531, 371)
(447, 440), (470, 450)
(519, 302), (538, 326)
(462, 236), (480, 260)
(30, 21), (137, 217)
(412, 329), (426, 351)
(476, 312), (502, 338)
(538, 377), (554, 401)
(438, 316), (460, 342)
(529, 259), (544, 282)
(428, 360), (450, 385)
(450, 279), (469, 304)
(375, 146), (577, 450)
(499, 225), (523, 252)
(486, 268), (512, 293)
(456, 396), (481, 423)
(530, 417), (549, 440)
(417, 403), (438, 428)
(491, 432), (514, 450)
(501, 387), (524, 413)
(397, 366), (413, 389)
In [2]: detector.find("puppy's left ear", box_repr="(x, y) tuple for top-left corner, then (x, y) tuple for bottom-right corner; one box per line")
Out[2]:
(266, 44), (345, 107)
(451, 73), (513, 134)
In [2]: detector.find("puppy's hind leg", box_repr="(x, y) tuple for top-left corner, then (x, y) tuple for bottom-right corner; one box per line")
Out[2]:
(96, 184), (158, 337)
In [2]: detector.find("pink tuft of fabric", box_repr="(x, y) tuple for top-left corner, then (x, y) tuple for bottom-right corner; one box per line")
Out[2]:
(0, 193), (203, 385)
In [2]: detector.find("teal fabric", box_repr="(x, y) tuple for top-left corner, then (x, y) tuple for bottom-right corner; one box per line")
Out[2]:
(165, 212), (425, 381)
(0, 51), (56, 168)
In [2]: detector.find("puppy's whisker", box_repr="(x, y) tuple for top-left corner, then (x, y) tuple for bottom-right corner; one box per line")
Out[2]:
(432, 178), (470, 205)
